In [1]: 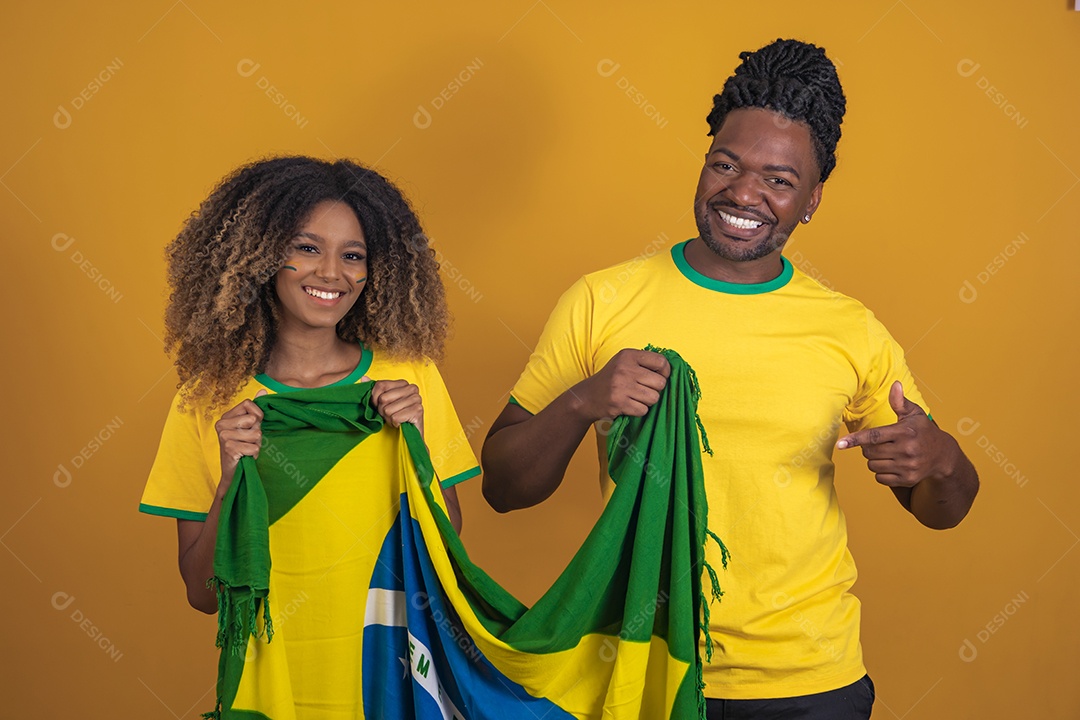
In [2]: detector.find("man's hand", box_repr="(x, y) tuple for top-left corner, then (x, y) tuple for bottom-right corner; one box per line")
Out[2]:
(572, 349), (671, 423)
(835, 381), (953, 488)
(481, 348), (669, 513)
(836, 381), (978, 529)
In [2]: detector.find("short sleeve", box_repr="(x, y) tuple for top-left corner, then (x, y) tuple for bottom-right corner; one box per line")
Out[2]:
(416, 361), (481, 489)
(843, 309), (932, 433)
(510, 277), (596, 414)
(139, 392), (218, 521)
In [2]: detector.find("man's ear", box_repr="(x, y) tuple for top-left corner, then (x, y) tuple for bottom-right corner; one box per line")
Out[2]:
(802, 182), (824, 223)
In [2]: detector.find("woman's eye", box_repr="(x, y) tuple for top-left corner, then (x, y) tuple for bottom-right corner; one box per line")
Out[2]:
(344, 253), (366, 262)
(296, 244), (318, 253)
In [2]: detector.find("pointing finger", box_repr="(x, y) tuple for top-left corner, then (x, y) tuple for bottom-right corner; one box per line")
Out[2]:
(837, 425), (889, 450)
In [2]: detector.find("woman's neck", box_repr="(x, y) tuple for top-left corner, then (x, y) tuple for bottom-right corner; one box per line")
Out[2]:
(264, 321), (362, 389)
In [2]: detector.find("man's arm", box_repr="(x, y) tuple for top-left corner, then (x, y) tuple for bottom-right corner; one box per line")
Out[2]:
(481, 350), (669, 512)
(837, 381), (979, 529)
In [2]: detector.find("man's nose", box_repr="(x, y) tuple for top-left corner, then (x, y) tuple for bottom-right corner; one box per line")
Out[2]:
(724, 173), (761, 207)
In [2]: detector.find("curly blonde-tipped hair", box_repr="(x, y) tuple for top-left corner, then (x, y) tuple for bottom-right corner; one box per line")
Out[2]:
(164, 156), (450, 412)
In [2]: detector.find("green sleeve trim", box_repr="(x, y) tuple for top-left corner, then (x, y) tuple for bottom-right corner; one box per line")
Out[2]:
(139, 503), (208, 522)
(440, 465), (480, 489)
(507, 395), (535, 415)
(927, 413), (933, 422)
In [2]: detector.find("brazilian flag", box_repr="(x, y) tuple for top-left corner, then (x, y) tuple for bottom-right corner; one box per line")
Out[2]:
(206, 347), (726, 719)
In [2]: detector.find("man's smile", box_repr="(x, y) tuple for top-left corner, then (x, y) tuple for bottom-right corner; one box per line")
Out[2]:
(708, 203), (774, 240)
(717, 209), (765, 231)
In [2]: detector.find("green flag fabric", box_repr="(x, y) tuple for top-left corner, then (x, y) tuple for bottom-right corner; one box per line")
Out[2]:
(206, 346), (727, 719)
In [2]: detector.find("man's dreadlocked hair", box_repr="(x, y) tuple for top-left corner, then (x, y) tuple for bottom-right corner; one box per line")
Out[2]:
(164, 156), (449, 413)
(706, 39), (846, 183)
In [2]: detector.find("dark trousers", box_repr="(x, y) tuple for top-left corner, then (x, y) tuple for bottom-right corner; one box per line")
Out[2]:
(706, 675), (875, 720)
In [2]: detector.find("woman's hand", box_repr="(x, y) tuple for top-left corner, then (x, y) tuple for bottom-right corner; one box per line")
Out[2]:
(365, 376), (424, 437)
(214, 389), (268, 492)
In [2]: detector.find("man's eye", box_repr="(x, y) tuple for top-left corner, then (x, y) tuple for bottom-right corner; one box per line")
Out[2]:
(769, 178), (791, 187)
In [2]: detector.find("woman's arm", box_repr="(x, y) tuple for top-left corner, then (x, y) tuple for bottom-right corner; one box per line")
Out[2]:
(178, 499), (225, 614)
(177, 394), (266, 613)
(441, 485), (462, 534)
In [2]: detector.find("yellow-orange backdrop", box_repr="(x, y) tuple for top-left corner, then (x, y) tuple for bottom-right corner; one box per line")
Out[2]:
(2, 1), (1077, 718)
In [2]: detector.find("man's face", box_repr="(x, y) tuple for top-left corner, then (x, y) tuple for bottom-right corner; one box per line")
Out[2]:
(694, 107), (824, 263)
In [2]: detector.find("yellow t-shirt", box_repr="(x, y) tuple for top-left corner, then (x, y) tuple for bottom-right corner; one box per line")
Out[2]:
(511, 240), (928, 700)
(140, 345), (479, 719)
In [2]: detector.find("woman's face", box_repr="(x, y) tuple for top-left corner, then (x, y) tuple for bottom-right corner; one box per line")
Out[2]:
(273, 200), (368, 332)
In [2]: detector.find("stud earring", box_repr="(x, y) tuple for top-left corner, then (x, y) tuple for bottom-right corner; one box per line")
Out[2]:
(803, 214), (811, 222)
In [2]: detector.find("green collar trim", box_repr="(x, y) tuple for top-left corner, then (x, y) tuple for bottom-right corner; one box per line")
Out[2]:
(671, 239), (793, 295)
(255, 342), (372, 394)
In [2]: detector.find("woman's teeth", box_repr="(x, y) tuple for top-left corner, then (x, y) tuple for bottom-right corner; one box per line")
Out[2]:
(305, 287), (342, 300)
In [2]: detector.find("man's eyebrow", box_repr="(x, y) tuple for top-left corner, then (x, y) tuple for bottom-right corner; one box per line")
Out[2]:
(709, 147), (740, 162)
(763, 164), (801, 180)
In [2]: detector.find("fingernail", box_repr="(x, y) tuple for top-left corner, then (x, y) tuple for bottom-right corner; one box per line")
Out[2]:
(836, 440), (848, 449)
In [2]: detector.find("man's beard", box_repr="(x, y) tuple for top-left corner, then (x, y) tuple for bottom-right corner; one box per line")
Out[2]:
(694, 205), (794, 263)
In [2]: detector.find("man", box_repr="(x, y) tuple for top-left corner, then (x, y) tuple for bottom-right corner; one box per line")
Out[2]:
(480, 38), (978, 719)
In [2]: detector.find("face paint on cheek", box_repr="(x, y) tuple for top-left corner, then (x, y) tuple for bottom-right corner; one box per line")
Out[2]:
(354, 276), (367, 285)
(283, 265), (298, 272)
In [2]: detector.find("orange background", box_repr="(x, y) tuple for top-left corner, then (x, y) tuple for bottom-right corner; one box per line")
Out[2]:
(2, 1), (1078, 718)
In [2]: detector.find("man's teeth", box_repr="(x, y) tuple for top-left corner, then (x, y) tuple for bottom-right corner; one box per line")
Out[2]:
(305, 287), (342, 300)
(717, 210), (764, 230)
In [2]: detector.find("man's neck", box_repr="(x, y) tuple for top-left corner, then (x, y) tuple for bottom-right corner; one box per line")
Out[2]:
(683, 238), (784, 285)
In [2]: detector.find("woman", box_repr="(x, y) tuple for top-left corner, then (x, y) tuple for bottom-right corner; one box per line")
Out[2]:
(139, 156), (479, 718)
